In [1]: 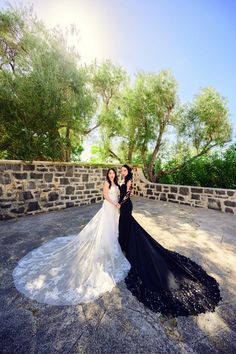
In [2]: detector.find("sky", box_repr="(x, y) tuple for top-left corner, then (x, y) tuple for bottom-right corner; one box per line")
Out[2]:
(1, 0), (236, 159)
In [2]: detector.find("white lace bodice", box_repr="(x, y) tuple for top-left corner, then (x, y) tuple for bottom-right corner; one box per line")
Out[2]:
(104, 184), (119, 204)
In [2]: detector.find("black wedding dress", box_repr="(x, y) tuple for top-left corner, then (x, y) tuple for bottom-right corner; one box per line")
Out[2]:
(118, 180), (222, 317)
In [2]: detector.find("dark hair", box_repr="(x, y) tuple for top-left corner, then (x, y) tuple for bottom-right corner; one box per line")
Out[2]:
(106, 168), (119, 188)
(122, 164), (133, 184)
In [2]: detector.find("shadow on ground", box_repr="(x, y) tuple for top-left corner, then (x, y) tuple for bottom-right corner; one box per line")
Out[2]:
(0, 196), (236, 354)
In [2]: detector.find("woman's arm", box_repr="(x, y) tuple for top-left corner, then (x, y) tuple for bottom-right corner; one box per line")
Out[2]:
(103, 181), (119, 206)
(119, 180), (133, 205)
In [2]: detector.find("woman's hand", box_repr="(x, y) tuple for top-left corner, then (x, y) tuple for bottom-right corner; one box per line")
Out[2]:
(116, 203), (121, 209)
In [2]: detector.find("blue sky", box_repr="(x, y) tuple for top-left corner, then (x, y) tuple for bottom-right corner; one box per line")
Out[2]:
(1, 0), (236, 157)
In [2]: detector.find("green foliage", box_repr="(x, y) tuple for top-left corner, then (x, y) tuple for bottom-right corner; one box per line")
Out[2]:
(177, 87), (232, 151)
(116, 73), (232, 182)
(0, 7), (96, 162)
(116, 70), (178, 167)
(89, 60), (127, 161)
(0, 9), (26, 72)
(157, 143), (236, 189)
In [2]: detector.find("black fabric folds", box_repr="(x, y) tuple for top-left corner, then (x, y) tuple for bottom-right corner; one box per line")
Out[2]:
(118, 182), (222, 317)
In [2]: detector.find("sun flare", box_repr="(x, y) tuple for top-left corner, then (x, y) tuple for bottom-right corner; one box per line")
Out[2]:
(34, 0), (115, 64)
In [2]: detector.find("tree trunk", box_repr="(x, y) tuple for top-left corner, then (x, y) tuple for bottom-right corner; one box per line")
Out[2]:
(65, 125), (71, 162)
(146, 109), (172, 182)
(127, 141), (135, 163)
(154, 140), (229, 182)
(147, 126), (164, 182)
(108, 149), (122, 163)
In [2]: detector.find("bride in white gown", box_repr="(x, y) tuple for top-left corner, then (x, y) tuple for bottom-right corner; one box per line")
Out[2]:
(12, 168), (131, 305)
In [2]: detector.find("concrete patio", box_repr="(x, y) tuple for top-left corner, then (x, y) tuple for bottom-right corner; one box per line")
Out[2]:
(0, 196), (236, 354)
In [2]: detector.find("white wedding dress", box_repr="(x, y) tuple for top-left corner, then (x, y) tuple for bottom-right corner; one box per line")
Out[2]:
(12, 184), (131, 305)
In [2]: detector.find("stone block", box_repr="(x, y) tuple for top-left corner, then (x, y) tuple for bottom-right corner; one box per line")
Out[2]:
(0, 164), (7, 171)
(0, 174), (11, 184)
(44, 173), (53, 182)
(225, 207), (234, 213)
(27, 201), (40, 211)
(160, 193), (167, 201)
(224, 200), (236, 207)
(60, 178), (69, 185)
(82, 174), (89, 182)
(48, 191), (59, 201)
(56, 165), (66, 171)
(19, 191), (33, 200)
(23, 165), (35, 171)
(86, 183), (95, 189)
(27, 181), (36, 189)
(215, 190), (226, 195)
(10, 207), (25, 213)
(13, 173), (27, 179)
(30, 173), (43, 179)
(1, 204), (11, 208)
(65, 171), (73, 177)
(204, 189), (214, 194)
(191, 194), (200, 200)
(191, 187), (203, 193)
(208, 198), (221, 210)
(9, 164), (21, 171)
(66, 186), (75, 195)
(179, 187), (189, 195)
(178, 196), (185, 201)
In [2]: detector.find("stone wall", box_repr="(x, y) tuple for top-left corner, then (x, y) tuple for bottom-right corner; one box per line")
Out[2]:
(0, 160), (121, 220)
(0, 160), (235, 219)
(132, 167), (236, 215)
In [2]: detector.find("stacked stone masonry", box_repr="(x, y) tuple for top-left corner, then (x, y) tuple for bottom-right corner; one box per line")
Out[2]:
(0, 161), (112, 220)
(132, 167), (236, 215)
(0, 161), (235, 219)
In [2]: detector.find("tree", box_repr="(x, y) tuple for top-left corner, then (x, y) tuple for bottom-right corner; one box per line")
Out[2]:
(116, 70), (178, 180)
(89, 60), (128, 162)
(157, 87), (232, 180)
(0, 7), (96, 161)
(117, 73), (232, 182)
(0, 9), (27, 73)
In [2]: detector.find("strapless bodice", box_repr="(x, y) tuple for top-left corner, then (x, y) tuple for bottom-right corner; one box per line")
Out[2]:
(107, 184), (119, 203)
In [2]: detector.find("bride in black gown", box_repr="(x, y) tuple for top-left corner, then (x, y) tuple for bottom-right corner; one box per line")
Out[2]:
(118, 164), (222, 317)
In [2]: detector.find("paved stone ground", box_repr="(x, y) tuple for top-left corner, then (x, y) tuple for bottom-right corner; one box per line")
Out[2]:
(0, 196), (236, 354)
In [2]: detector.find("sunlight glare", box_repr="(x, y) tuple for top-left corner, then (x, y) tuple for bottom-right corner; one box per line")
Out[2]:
(34, 0), (116, 64)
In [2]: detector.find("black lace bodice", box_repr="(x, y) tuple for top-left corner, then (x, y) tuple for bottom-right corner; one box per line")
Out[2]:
(119, 181), (133, 205)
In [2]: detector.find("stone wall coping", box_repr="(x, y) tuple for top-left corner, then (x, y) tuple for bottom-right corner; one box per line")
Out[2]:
(0, 159), (118, 167)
